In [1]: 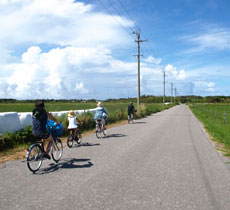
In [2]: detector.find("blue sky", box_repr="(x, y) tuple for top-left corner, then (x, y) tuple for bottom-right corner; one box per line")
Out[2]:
(0, 0), (230, 99)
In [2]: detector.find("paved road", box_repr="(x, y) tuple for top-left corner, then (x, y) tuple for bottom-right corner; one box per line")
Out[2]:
(1, 104), (230, 210)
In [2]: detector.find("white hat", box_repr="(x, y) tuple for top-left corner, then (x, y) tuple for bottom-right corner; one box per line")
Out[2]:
(68, 110), (76, 117)
(97, 102), (102, 107)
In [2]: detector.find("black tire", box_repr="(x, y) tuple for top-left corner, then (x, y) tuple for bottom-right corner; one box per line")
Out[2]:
(51, 138), (63, 163)
(128, 114), (134, 124)
(96, 122), (101, 139)
(67, 135), (74, 148)
(77, 134), (82, 144)
(102, 126), (107, 137)
(96, 130), (101, 139)
(27, 144), (43, 173)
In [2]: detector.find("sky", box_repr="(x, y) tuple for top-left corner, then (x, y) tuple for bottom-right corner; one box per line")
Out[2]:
(0, 0), (230, 99)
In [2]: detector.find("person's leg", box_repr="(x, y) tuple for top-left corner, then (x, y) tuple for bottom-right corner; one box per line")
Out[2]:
(102, 118), (106, 130)
(75, 127), (79, 136)
(45, 134), (53, 154)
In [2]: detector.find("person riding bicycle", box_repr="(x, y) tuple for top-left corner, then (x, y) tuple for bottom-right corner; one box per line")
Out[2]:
(32, 100), (59, 159)
(67, 110), (82, 137)
(128, 102), (136, 120)
(94, 102), (108, 131)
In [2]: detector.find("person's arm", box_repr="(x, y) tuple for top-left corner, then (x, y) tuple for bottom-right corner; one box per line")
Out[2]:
(47, 112), (59, 124)
(76, 117), (82, 124)
(103, 107), (108, 115)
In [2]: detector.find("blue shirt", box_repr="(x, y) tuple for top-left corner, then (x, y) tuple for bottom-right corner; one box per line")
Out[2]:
(94, 107), (108, 120)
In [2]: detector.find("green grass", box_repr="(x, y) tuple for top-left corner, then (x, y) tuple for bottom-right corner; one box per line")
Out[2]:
(189, 103), (230, 156)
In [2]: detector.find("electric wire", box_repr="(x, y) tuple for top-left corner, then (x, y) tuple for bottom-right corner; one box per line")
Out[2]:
(96, 0), (133, 36)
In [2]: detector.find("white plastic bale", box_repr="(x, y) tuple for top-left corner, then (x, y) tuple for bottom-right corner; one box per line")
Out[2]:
(0, 109), (97, 134)
(18, 112), (32, 128)
(50, 111), (68, 118)
(0, 112), (22, 134)
(88, 108), (97, 113)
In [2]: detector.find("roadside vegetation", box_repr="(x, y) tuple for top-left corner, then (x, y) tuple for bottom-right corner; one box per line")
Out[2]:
(0, 97), (174, 154)
(190, 103), (230, 156)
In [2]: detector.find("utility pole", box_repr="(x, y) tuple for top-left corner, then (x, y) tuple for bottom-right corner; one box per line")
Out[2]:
(174, 88), (177, 103)
(163, 71), (165, 104)
(132, 29), (147, 107)
(171, 82), (173, 103)
(162, 71), (166, 104)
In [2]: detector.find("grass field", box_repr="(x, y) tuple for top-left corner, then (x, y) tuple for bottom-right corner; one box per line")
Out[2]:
(0, 101), (169, 114)
(190, 103), (230, 156)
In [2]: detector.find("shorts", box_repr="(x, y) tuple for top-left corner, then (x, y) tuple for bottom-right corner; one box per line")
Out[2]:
(96, 118), (106, 125)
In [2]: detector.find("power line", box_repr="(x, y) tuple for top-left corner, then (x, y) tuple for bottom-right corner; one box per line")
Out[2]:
(96, 0), (133, 35)
(107, 0), (133, 31)
(116, 0), (137, 26)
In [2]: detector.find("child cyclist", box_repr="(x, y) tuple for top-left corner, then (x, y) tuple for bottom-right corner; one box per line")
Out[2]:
(67, 110), (82, 139)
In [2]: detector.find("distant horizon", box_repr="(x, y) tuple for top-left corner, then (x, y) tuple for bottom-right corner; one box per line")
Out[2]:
(1, 95), (230, 102)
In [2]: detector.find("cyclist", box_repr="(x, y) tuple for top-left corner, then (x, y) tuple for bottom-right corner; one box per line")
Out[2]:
(128, 102), (136, 121)
(94, 102), (108, 132)
(32, 100), (59, 159)
(67, 110), (82, 137)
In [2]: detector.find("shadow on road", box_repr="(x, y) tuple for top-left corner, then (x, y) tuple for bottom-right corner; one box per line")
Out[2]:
(35, 158), (93, 174)
(133, 121), (146, 124)
(106, 134), (127, 138)
(73, 142), (101, 148)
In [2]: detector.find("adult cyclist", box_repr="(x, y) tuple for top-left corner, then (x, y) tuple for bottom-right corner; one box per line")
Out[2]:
(32, 100), (59, 159)
(94, 101), (108, 132)
(128, 102), (136, 121)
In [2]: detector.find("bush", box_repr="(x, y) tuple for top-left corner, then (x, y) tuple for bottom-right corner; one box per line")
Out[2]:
(136, 104), (147, 118)
(0, 126), (36, 152)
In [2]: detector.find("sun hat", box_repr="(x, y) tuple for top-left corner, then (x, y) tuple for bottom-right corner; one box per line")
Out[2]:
(68, 110), (76, 117)
(97, 102), (102, 107)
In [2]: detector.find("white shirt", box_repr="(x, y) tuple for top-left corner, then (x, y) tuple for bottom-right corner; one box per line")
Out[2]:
(68, 117), (78, 129)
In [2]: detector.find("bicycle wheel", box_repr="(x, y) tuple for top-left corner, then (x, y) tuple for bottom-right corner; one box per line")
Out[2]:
(51, 138), (63, 162)
(128, 117), (131, 124)
(77, 133), (82, 144)
(102, 127), (107, 137)
(27, 144), (43, 173)
(96, 123), (101, 139)
(96, 129), (101, 139)
(67, 135), (74, 148)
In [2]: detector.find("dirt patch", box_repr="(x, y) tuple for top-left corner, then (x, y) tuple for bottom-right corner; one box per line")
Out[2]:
(0, 120), (128, 164)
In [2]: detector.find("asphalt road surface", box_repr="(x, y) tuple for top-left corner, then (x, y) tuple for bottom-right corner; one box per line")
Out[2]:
(1, 104), (230, 210)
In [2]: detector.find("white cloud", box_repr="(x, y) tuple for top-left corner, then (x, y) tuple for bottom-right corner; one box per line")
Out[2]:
(182, 27), (230, 53)
(0, 44), (167, 99)
(0, 0), (168, 99)
(165, 64), (186, 80)
(194, 81), (216, 92)
(144, 56), (162, 65)
(75, 82), (89, 94)
(0, 0), (134, 49)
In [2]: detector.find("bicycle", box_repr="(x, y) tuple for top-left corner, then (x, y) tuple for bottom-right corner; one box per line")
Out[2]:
(128, 110), (136, 124)
(27, 121), (63, 173)
(95, 119), (107, 138)
(67, 128), (82, 148)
